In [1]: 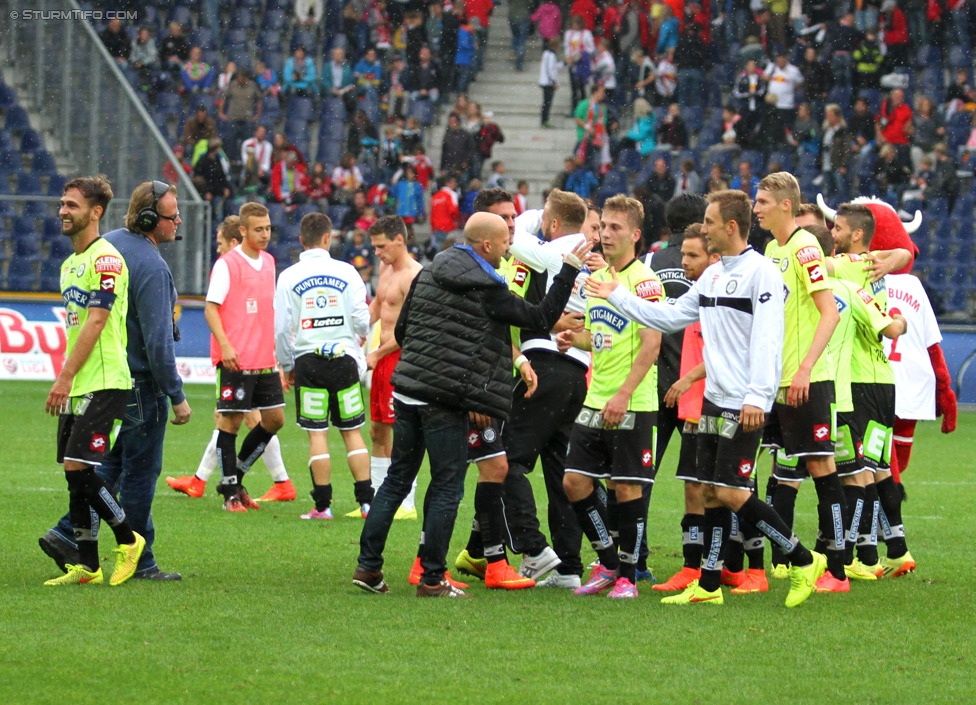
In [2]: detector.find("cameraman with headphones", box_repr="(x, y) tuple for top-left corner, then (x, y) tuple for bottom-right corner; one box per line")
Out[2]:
(40, 180), (193, 581)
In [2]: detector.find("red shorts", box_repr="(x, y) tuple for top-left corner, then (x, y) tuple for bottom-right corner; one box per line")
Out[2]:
(370, 349), (400, 424)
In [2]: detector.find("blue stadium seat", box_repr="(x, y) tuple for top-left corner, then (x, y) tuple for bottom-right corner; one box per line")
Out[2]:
(141, 5), (163, 30)
(167, 6), (193, 28)
(944, 287), (968, 312)
(42, 216), (62, 239)
(917, 45), (942, 66)
(223, 29), (249, 50)
(0, 130), (12, 151)
(5, 106), (30, 133)
(703, 149), (734, 175)
(328, 204), (351, 226)
(13, 222), (39, 251)
(948, 46), (972, 69)
(263, 51), (285, 74)
(320, 121), (346, 144)
(928, 198), (950, 220)
(188, 28), (215, 49)
(284, 118), (310, 142)
(226, 51), (253, 71)
(264, 9), (288, 31)
(47, 173), (67, 196)
(857, 89), (882, 115)
(740, 149), (763, 175)
(321, 97), (347, 122)
(0, 149), (20, 172)
(157, 91), (182, 116)
(616, 149), (642, 173)
(40, 259), (61, 292)
(0, 84), (18, 110)
(257, 29), (284, 53)
(23, 200), (48, 218)
(31, 150), (57, 175)
(767, 151), (794, 172)
(7, 256), (40, 291)
(290, 97), (315, 121)
(262, 95), (282, 122)
(827, 87), (853, 117)
(601, 170), (628, 195)
(317, 139), (344, 167)
(408, 98), (434, 126)
(266, 202), (287, 227)
(278, 223), (300, 243)
(293, 203), (318, 222)
(291, 30), (318, 53)
(230, 8), (256, 30)
(16, 173), (42, 195)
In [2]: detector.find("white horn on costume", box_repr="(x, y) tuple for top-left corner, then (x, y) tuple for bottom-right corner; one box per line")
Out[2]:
(903, 210), (923, 234)
(816, 193), (837, 222)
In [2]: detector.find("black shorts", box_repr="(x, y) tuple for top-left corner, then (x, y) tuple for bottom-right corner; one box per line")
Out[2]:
(564, 407), (658, 484)
(467, 418), (506, 464)
(762, 381), (836, 457)
(850, 382), (895, 471)
(771, 447), (809, 482)
(293, 354), (366, 431)
(216, 365), (285, 413)
(834, 411), (865, 477)
(56, 389), (129, 466)
(696, 400), (764, 490)
(674, 425), (700, 483)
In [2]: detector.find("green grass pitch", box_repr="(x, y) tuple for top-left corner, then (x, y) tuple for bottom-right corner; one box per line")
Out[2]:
(1, 381), (974, 703)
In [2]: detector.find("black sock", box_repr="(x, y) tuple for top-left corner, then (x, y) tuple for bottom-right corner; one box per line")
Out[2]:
(877, 476), (908, 558)
(353, 479), (374, 506)
(465, 518), (485, 559)
(570, 491), (618, 571)
(699, 506), (732, 592)
(724, 511), (745, 573)
(743, 521), (765, 570)
(606, 488), (620, 544)
(310, 482), (332, 512)
(681, 513), (705, 569)
(770, 484), (798, 566)
(475, 482), (508, 564)
(216, 429), (238, 496)
(813, 473), (848, 580)
(75, 467), (135, 545)
(764, 474), (778, 504)
(66, 470), (100, 570)
(237, 424), (275, 479)
(636, 483), (652, 571)
(736, 494), (812, 567)
(843, 484), (866, 565)
(857, 483), (880, 565)
(616, 497), (645, 583)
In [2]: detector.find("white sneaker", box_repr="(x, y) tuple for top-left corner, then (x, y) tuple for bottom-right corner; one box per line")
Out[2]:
(518, 546), (561, 579)
(536, 572), (582, 589)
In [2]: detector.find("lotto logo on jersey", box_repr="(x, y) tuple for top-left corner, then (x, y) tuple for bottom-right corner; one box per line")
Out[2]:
(796, 246), (822, 265)
(635, 279), (663, 300)
(738, 460), (754, 477)
(302, 316), (345, 329)
(94, 255), (124, 274)
(856, 441), (864, 458)
(807, 264), (824, 283)
(512, 265), (529, 286)
(467, 430), (481, 448)
(100, 274), (116, 291)
(89, 434), (108, 452)
(220, 386), (234, 400)
(814, 424), (830, 441)
(641, 450), (653, 467)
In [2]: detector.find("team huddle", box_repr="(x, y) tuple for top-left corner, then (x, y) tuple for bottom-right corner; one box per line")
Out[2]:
(41, 172), (957, 605)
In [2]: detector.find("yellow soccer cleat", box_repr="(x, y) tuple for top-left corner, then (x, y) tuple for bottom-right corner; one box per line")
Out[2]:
(109, 532), (146, 587)
(44, 564), (103, 586)
(785, 551), (826, 608)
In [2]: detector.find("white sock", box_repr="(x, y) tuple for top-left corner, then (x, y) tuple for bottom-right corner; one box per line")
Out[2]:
(262, 435), (289, 482)
(370, 456), (391, 492)
(196, 430), (219, 482)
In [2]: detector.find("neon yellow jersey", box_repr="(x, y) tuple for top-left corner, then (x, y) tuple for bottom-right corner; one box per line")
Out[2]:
(584, 259), (664, 412)
(60, 237), (131, 396)
(765, 228), (834, 387)
(827, 280), (857, 414)
(848, 282), (896, 385)
(831, 252), (888, 311)
(506, 256), (532, 299)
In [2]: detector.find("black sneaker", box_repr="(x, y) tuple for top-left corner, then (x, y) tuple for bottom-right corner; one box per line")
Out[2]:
(353, 568), (390, 594)
(39, 531), (79, 573)
(133, 568), (183, 581)
(417, 580), (469, 598)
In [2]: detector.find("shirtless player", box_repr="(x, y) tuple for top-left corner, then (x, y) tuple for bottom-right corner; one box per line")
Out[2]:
(367, 215), (423, 519)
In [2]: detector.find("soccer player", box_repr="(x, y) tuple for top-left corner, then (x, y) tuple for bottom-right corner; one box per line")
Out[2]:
(43, 175), (145, 586)
(652, 223), (720, 592)
(41, 180), (192, 582)
(556, 195), (664, 599)
(367, 215), (423, 520)
(755, 172), (849, 588)
(205, 202), (286, 512)
(274, 213), (373, 520)
(166, 215), (295, 502)
(586, 189), (826, 608)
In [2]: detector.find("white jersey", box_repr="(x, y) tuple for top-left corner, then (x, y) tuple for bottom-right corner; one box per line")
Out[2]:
(274, 248), (370, 375)
(883, 273), (942, 420)
(609, 246), (785, 412)
(511, 209), (590, 367)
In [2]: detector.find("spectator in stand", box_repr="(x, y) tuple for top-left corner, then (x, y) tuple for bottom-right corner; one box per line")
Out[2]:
(159, 22), (190, 82)
(216, 62), (237, 101)
(673, 18), (708, 107)
(342, 229), (375, 292)
(426, 4), (444, 56)
(354, 47), (384, 98)
(101, 18), (131, 68)
(380, 125), (403, 182)
(730, 159), (759, 199)
(476, 110), (505, 180)
(564, 16), (596, 114)
(181, 46), (215, 94)
(574, 83), (609, 174)
(347, 109), (379, 158)
(553, 156), (576, 191)
(706, 105), (744, 157)
(704, 163), (729, 193)
(272, 131), (307, 166)
(825, 12), (860, 90)
(163, 144), (193, 185)
(282, 45), (317, 101)
(193, 137), (232, 217)
(799, 47), (832, 119)
(763, 50), (804, 149)
(926, 143), (960, 212)
(615, 1), (643, 98)
(911, 96), (946, 173)
(509, 0), (532, 71)
(383, 54), (409, 119)
(130, 27), (158, 95)
(254, 60), (281, 97)
(355, 205), (379, 232)
(441, 5), (462, 95)
(514, 180), (529, 213)
(644, 156), (676, 202)
(852, 28), (884, 91)
(880, 0), (910, 71)
(654, 47), (677, 107)
(407, 45), (441, 106)
(466, 0), (494, 74)
(402, 10), (427, 65)
(593, 39), (618, 104)
(875, 143), (912, 204)
(322, 46), (355, 112)
(440, 112), (476, 180)
(788, 102), (820, 157)
(485, 161), (508, 190)
(570, 0), (600, 31)
(295, 0), (323, 26)
(945, 68), (976, 119)
(633, 48), (656, 102)
(339, 190), (369, 234)
(394, 164), (425, 224)
(657, 102), (688, 151)
(455, 16), (477, 94)
(367, 0), (393, 59)
(877, 88), (913, 169)
(307, 162), (332, 208)
(848, 96), (877, 165)
(743, 5), (772, 54)
(401, 116), (423, 155)
(738, 34), (768, 68)
(565, 156), (599, 199)
(219, 68), (263, 160)
(271, 151), (310, 206)
(182, 104), (217, 153)
(332, 152), (366, 203)
(461, 178), (481, 217)
(820, 103), (852, 202)
(463, 102), (485, 173)
(618, 97), (656, 156)
(240, 124), (273, 191)
(429, 174), (462, 256)
(656, 5), (680, 58)
(408, 144), (434, 189)
(532, 0), (564, 44)
(540, 37), (562, 128)
(673, 158), (701, 197)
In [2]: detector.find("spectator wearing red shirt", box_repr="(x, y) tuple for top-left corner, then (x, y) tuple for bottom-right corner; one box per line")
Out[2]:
(270, 151), (310, 205)
(465, 0), (494, 73)
(877, 88), (913, 146)
(880, 1), (910, 70)
(569, 0), (600, 31)
(429, 174), (461, 256)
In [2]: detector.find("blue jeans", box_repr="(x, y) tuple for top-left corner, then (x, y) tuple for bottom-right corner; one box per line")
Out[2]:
(455, 63), (472, 94)
(677, 68), (704, 109)
(53, 375), (170, 574)
(509, 19), (530, 71)
(358, 400), (468, 584)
